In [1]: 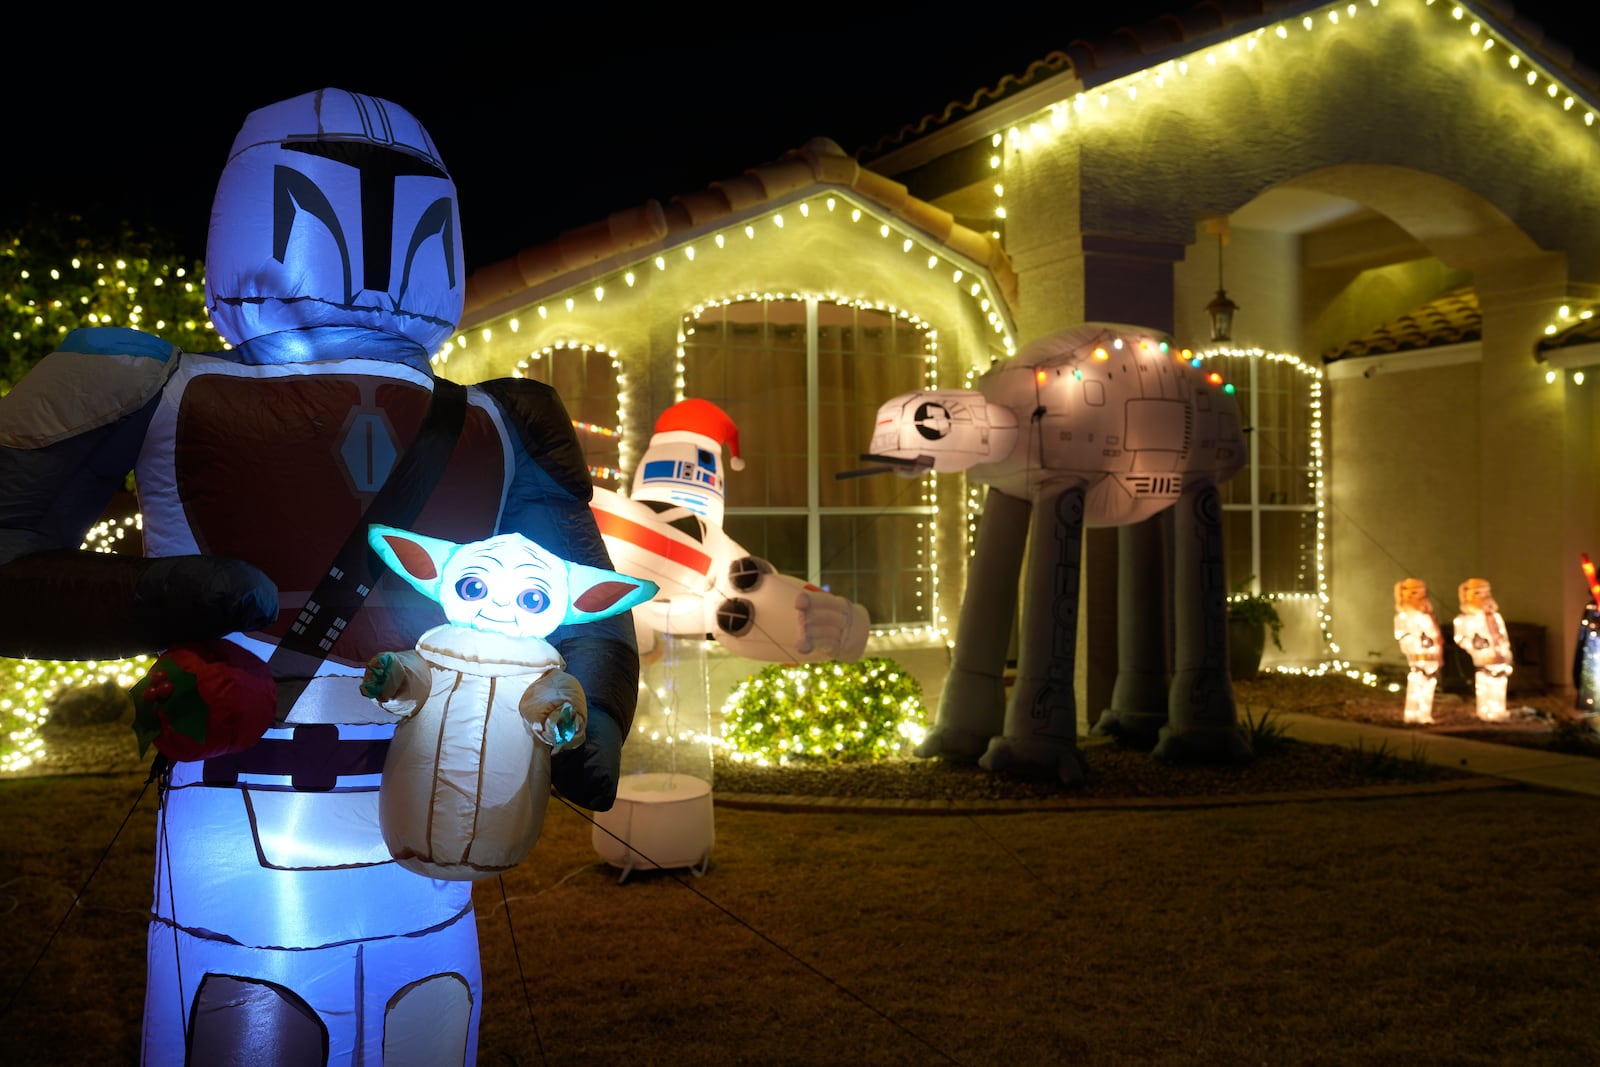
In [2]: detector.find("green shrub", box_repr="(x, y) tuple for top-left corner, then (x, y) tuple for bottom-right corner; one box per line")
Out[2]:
(719, 657), (927, 766)
(1, 654), (151, 772)
(0, 221), (204, 769)
(1228, 574), (1284, 651)
(1344, 737), (1435, 782)
(1241, 708), (1292, 756)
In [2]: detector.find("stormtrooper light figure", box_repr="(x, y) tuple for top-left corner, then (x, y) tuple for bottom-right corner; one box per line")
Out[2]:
(1393, 578), (1443, 724)
(0, 89), (640, 1065)
(1453, 577), (1513, 722)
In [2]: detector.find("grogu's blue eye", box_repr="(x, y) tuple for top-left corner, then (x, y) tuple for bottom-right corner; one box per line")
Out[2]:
(455, 576), (488, 601)
(518, 587), (551, 614)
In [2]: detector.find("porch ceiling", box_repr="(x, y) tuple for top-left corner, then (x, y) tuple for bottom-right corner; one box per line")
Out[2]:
(1322, 286), (1480, 363)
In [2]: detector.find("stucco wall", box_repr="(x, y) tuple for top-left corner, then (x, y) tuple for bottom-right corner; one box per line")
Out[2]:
(1328, 357), (1481, 673)
(942, 1), (1600, 692)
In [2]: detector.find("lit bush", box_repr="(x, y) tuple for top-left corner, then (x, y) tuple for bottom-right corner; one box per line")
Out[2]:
(719, 657), (927, 766)
(0, 222), (205, 770)
(1, 654), (150, 772)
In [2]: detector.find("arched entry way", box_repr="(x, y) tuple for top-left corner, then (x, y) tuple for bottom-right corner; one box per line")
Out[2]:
(1171, 163), (1593, 690)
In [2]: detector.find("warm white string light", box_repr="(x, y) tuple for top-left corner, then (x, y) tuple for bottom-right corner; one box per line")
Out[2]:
(461, 192), (1017, 365)
(674, 294), (948, 646)
(1195, 347), (1358, 681)
(984, 0), (1598, 253)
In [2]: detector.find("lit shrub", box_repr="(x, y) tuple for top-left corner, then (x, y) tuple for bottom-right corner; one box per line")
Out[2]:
(1, 654), (151, 772)
(2, 224), (207, 770)
(719, 657), (928, 766)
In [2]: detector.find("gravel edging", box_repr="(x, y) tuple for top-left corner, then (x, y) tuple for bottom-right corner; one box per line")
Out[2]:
(712, 774), (1521, 814)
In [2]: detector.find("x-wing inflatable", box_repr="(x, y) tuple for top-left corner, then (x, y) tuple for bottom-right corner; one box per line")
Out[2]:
(590, 399), (869, 663)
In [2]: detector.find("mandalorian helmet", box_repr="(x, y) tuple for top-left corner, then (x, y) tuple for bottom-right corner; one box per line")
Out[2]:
(204, 87), (464, 356)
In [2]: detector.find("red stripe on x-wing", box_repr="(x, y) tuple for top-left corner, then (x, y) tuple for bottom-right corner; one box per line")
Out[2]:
(593, 508), (713, 576)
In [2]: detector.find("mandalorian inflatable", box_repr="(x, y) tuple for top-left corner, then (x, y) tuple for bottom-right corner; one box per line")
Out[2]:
(0, 88), (640, 1065)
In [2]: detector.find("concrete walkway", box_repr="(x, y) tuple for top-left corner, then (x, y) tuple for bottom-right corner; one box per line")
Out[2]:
(1275, 711), (1600, 799)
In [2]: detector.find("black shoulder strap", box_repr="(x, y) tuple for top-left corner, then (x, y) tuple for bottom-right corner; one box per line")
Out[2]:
(268, 378), (468, 696)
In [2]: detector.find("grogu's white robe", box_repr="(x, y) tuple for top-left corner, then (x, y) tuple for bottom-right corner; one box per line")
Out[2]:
(373, 624), (586, 880)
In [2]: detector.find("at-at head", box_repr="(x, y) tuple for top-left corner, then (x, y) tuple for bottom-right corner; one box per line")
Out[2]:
(864, 390), (1020, 474)
(205, 88), (463, 356)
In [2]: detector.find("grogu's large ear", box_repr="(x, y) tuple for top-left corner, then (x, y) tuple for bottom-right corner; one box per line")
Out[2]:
(561, 562), (659, 626)
(368, 524), (459, 605)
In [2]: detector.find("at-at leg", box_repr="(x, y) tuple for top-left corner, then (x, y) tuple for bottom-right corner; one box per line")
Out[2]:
(1092, 513), (1170, 748)
(916, 488), (1030, 762)
(1154, 483), (1252, 764)
(980, 484), (1087, 785)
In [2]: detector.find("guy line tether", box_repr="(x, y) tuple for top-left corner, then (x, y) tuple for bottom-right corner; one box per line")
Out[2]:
(154, 759), (191, 1048)
(557, 793), (965, 1066)
(5, 718), (959, 1063)
(497, 873), (548, 1067)
(0, 764), (158, 1027)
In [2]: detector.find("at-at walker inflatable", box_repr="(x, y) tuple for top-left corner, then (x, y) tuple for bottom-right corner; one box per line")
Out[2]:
(856, 323), (1249, 785)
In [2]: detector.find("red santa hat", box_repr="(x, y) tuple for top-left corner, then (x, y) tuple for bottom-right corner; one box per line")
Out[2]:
(653, 398), (745, 470)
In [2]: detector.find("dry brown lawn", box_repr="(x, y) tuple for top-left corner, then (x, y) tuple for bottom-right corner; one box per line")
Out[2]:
(3, 765), (1600, 1066)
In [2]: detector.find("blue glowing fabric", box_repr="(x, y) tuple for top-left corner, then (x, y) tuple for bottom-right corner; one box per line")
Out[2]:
(0, 89), (641, 1065)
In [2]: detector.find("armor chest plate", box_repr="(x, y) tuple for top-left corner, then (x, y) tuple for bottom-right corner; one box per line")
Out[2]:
(139, 362), (511, 666)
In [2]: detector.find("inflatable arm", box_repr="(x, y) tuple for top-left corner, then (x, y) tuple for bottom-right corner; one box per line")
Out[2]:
(0, 548), (278, 660)
(0, 334), (278, 659)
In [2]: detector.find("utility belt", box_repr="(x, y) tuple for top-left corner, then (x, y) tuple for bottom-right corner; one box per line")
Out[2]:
(187, 675), (395, 793)
(202, 724), (389, 792)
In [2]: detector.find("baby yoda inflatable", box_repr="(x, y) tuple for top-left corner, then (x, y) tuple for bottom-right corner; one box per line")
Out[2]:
(363, 524), (657, 880)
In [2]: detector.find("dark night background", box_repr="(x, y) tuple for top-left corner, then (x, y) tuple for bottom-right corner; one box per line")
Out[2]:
(1, 3), (1593, 275)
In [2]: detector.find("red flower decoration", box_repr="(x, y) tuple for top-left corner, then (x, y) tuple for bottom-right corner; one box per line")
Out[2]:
(131, 640), (277, 761)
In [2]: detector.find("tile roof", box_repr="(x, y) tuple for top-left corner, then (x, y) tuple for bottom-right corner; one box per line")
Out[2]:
(1321, 287), (1481, 363)
(1537, 308), (1600, 354)
(856, 1), (1600, 165)
(462, 138), (1017, 319)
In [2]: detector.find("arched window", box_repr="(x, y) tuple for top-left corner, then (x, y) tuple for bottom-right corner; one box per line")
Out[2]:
(681, 298), (937, 627)
(1200, 348), (1325, 602)
(516, 344), (624, 488)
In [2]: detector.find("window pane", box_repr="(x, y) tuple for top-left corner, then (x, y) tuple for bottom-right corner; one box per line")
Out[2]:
(820, 513), (931, 627)
(723, 515), (806, 577)
(685, 299), (935, 633)
(1214, 351), (1321, 601)
(1260, 510), (1318, 594)
(685, 304), (807, 508)
(1255, 359), (1314, 508)
(823, 307), (928, 506)
(517, 345), (621, 488)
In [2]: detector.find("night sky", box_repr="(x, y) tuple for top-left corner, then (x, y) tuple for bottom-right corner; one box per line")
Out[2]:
(2, 3), (1593, 275)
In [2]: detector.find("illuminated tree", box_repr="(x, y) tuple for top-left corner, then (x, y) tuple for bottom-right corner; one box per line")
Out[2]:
(0, 217), (210, 769)
(1, 214), (211, 395)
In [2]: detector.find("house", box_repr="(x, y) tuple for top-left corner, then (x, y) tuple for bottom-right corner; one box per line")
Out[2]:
(443, 0), (1600, 727)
